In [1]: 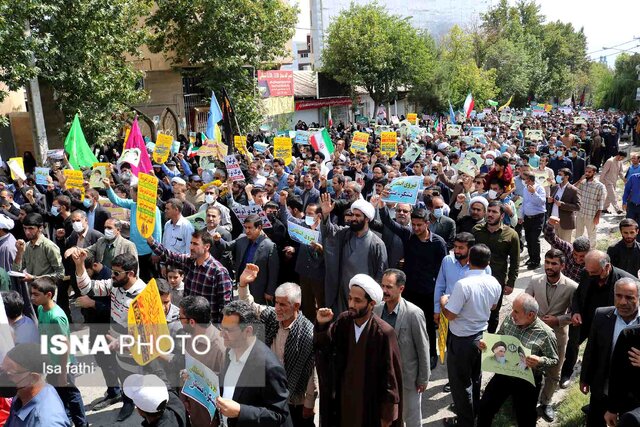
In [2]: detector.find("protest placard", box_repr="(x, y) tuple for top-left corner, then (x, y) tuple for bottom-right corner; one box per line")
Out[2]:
(407, 113), (418, 124)
(481, 333), (535, 386)
(153, 133), (173, 163)
(525, 129), (543, 141)
(533, 171), (551, 187)
(573, 117), (587, 125)
(99, 199), (128, 221)
(381, 176), (423, 205)
(224, 155), (245, 182)
(446, 124), (461, 136)
(294, 131), (310, 145)
(350, 132), (369, 153)
(186, 210), (207, 231)
(63, 169), (85, 201)
(46, 149), (65, 161)
(118, 148), (141, 167)
(380, 131), (397, 156)
(34, 167), (50, 185)
(470, 126), (485, 136)
(135, 173), (158, 238)
(127, 278), (171, 366)
(287, 221), (319, 245)
(500, 113), (512, 123)
(7, 158), (25, 181)
(231, 204), (272, 229)
(273, 137), (293, 165)
(89, 165), (107, 189)
(254, 142), (269, 153)
(234, 135), (248, 153)
(402, 143), (423, 163)
(510, 121), (522, 131)
(181, 353), (220, 421)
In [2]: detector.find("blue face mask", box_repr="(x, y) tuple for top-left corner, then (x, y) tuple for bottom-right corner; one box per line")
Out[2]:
(549, 150), (555, 156)
(51, 206), (60, 216)
(83, 199), (92, 208)
(433, 208), (444, 218)
(556, 175), (563, 184)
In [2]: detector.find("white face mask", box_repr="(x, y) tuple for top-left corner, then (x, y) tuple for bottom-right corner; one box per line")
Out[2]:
(488, 189), (498, 200)
(204, 194), (215, 205)
(72, 221), (85, 233)
(485, 158), (494, 166)
(304, 215), (315, 226)
(104, 229), (116, 240)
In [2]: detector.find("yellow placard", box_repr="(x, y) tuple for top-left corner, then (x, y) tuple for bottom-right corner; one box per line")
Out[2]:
(7, 158), (25, 181)
(438, 312), (449, 364)
(92, 162), (111, 177)
(127, 278), (171, 366)
(350, 132), (369, 153)
(407, 113), (418, 124)
(273, 136), (293, 165)
(135, 173), (158, 238)
(153, 133), (173, 164)
(63, 169), (85, 201)
(234, 135), (247, 154)
(122, 127), (131, 152)
(380, 131), (397, 156)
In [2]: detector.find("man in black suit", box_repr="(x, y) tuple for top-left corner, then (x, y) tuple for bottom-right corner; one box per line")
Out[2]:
(213, 214), (279, 304)
(216, 300), (292, 427)
(82, 189), (111, 234)
(580, 278), (640, 427)
(569, 147), (586, 184)
(56, 209), (104, 321)
(605, 284), (640, 427)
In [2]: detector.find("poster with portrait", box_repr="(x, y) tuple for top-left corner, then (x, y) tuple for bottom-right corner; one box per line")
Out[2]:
(481, 333), (535, 385)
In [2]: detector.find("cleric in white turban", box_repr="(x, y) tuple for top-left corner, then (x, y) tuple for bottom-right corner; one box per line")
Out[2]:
(349, 273), (383, 304)
(0, 213), (16, 272)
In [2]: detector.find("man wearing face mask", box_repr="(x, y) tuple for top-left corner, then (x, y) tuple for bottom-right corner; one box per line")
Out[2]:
(55, 210), (103, 322)
(79, 189), (110, 234)
(198, 185), (232, 232)
(0, 343), (70, 426)
(81, 219), (138, 270)
(426, 195), (456, 251)
(74, 251), (148, 421)
(569, 147), (585, 184)
(549, 147), (573, 176)
(560, 250), (635, 389)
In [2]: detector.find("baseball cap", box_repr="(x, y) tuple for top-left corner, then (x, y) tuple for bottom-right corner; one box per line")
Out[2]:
(123, 374), (169, 413)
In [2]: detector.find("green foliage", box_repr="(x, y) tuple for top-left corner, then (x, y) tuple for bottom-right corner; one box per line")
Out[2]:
(0, 0), (150, 145)
(597, 54), (640, 111)
(147, 0), (298, 132)
(321, 2), (436, 106)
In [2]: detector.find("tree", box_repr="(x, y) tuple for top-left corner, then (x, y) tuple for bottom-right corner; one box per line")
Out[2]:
(321, 3), (436, 108)
(598, 54), (640, 111)
(147, 0), (298, 132)
(0, 0), (150, 145)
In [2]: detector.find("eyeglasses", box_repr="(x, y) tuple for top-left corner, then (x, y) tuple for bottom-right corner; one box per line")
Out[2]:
(111, 270), (131, 277)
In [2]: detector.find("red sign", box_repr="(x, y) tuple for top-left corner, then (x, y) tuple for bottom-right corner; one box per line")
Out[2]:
(257, 70), (294, 97)
(295, 97), (353, 111)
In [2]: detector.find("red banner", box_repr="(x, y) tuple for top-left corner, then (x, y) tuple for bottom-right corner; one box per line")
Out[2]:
(295, 97), (353, 111)
(257, 70), (294, 97)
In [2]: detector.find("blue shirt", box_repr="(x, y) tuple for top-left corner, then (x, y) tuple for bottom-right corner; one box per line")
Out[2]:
(106, 187), (162, 256)
(528, 154), (540, 168)
(12, 317), (39, 345)
(514, 176), (525, 197)
(434, 254), (491, 313)
(623, 174), (640, 205)
(275, 172), (289, 191)
(521, 183), (547, 216)
(5, 384), (70, 427)
(87, 207), (96, 230)
(625, 164), (640, 179)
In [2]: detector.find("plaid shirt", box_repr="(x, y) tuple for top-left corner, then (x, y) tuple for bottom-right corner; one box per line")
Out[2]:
(150, 240), (232, 323)
(543, 224), (585, 282)
(576, 178), (605, 219)
(498, 315), (559, 372)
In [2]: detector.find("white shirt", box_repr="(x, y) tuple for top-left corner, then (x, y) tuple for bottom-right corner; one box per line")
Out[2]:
(551, 183), (568, 218)
(162, 215), (194, 254)
(221, 337), (257, 426)
(445, 270), (502, 337)
(612, 309), (640, 353)
(354, 319), (370, 343)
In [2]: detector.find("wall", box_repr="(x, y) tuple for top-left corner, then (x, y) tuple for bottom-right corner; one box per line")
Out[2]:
(0, 84), (26, 115)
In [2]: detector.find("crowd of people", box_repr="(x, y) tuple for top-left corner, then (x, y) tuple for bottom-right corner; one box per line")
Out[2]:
(0, 108), (639, 427)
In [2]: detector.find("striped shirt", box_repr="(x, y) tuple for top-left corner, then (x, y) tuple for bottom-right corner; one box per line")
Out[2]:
(149, 240), (232, 323)
(576, 178), (605, 219)
(498, 316), (559, 372)
(543, 224), (585, 282)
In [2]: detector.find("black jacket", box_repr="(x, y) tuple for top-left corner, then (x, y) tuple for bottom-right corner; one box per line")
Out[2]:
(571, 267), (635, 322)
(580, 306), (617, 397)
(607, 239), (640, 278)
(608, 323), (640, 414)
(219, 339), (292, 427)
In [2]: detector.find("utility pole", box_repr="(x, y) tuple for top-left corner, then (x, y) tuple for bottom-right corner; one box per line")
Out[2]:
(24, 20), (49, 165)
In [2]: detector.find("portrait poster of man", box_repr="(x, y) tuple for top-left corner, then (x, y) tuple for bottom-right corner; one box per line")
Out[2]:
(481, 333), (535, 385)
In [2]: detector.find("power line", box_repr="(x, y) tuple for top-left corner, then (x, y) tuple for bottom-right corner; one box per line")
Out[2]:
(587, 38), (638, 55)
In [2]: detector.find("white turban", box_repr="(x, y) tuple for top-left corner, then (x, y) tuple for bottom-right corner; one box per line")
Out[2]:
(469, 196), (489, 210)
(349, 274), (383, 304)
(0, 214), (14, 230)
(351, 199), (375, 221)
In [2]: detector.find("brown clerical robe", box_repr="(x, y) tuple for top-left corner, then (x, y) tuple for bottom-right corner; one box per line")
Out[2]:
(314, 311), (403, 427)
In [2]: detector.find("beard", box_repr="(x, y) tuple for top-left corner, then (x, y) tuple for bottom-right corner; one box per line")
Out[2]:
(454, 252), (468, 260)
(111, 277), (129, 288)
(349, 220), (365, 232)
(348, 306), (369, 319)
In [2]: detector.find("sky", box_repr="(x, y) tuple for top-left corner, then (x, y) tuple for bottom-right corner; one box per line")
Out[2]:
(530, 0), (639, 65)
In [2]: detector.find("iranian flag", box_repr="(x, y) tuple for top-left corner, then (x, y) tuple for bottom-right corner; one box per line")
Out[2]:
(463, 92), (474, 118)
(310, 128), (335, 159)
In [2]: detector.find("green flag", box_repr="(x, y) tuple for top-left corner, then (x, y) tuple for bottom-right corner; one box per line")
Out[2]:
(487, 100), (499, 107)
(64, 114), (98, 169)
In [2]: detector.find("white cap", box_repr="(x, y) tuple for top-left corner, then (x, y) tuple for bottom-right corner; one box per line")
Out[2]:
(171, 177), (186, 186)
(123, 374), (169, 413)
(350, 199), (375, 221)
(349, 274), (383, 304)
